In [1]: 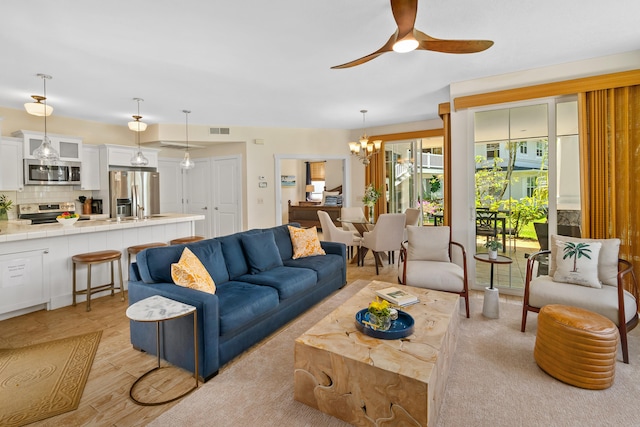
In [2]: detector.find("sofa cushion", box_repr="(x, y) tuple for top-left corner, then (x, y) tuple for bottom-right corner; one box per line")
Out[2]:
(553, 239), (602, 288)
(284, 253), (344, 281)
(241, 231), (283, 273)
(549, 235), (620, 287)
(215, 281), (280, 336)
(288, 226), (326, 259)
(528, 275), (638, 326)
(266, 224), (296, 261)
(237, 266), (317, 300)
(402, 260), (464, 292)
(406, 226), (450, 262)
(142, 239), (229, 285)
(218, 230), (260, 279)
(171, 248), (216, 294)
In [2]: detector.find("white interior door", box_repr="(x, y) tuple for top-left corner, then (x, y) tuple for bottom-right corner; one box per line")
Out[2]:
(212, 156), (241, 237)
(158, 158), (184, 213)
(186, 158), (212, 238)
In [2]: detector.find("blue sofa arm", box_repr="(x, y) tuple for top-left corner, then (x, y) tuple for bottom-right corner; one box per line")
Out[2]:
(128, 278), (221, 381)
(321, 241), (346, 257)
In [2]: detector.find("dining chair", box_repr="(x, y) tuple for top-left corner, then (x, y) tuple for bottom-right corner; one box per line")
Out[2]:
(403, 207), (421, 240)
(317, 210), (362, 262)
(360, 213), (406, 274)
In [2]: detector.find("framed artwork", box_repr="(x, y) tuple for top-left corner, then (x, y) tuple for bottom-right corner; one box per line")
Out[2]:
(281, 175), (296, 187)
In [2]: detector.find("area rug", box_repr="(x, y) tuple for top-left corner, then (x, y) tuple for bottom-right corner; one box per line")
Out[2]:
(0, 331), (102, 426)
(149, 281), (640, 427)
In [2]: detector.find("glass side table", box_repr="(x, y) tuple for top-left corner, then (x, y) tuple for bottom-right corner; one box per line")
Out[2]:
(126, 295), (198, 405)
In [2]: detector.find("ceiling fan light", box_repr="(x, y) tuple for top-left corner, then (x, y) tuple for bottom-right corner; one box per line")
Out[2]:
(393, 38), (419, 53)
(24, 96), (53, 116)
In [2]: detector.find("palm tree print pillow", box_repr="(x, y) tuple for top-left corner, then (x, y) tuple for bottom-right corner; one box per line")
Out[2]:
(553, 240), (602, 288)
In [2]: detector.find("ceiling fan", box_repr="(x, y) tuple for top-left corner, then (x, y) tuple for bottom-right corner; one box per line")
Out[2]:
(331, 0), (493, 69)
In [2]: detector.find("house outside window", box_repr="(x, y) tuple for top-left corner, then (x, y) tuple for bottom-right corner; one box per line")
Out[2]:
(536, 141), (544, 157)
(526, 176), (536, 197)
(520, 143), (528, 155)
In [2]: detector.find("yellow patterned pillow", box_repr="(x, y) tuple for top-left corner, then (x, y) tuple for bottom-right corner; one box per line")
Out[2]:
(288, 226), (326, 259)
(171, 247), (216, 294)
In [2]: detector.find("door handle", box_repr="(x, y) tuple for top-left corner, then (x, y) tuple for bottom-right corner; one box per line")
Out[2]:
(214, 207), (219, 210)
(202, 207), (208, 210)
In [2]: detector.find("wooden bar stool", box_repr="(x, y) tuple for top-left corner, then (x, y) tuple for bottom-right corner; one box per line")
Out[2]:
(72, 250), (125, 312)
(170, 236), (204, 245)
(127, 242), (168, 269)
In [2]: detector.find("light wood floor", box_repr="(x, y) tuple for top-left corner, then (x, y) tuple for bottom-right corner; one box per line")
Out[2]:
(0, 253), (521, 426)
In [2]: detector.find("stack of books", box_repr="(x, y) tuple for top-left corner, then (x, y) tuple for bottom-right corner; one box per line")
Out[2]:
(375, 286), (419, 307)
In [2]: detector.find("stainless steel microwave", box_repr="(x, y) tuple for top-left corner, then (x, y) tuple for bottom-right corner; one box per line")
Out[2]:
(24, 159), (81, 186)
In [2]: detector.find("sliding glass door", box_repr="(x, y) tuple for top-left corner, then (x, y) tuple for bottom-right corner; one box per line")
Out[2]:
(472, 98), (579, 292)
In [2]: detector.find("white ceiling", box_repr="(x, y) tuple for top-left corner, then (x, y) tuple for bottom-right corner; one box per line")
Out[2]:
(1, 0), (639, 131)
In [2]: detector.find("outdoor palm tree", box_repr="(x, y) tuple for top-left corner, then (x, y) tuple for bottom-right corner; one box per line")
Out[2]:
(562, 242), (593, 272)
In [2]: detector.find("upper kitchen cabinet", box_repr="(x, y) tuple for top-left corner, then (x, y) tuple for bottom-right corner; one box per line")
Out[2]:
(12, 130), (83, 162)
(80, 145), (101, 190)
(0, 136), (24, 191)
(99, 144), (159, 168)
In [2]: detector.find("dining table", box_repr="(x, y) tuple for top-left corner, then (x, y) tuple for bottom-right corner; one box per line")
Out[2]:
(337, 217), (381, 266)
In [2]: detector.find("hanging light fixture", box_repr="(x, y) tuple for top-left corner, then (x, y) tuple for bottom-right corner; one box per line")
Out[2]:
(348, 109), (382, 166)
(30, 74), (60, 162)
(24, 73), (54, 116)
(130, 98), (149, 167)
(180, 109), (195, 170)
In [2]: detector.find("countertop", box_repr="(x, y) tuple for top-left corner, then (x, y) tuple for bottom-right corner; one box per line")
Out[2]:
(0, 213), (205, 243)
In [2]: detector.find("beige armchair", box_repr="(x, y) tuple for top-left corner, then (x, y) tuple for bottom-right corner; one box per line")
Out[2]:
(317, 210), (362, 260)
(522, 235), (639, 363)
(360, 213), (406, 274)
(398, 226), (469, 317)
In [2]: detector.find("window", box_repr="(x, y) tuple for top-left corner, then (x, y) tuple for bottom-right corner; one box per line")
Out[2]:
(520, 143), (528, 155)
(526, 176), (536, 197)
(487, 143), (500, 159)
(536, 141), (544, 157)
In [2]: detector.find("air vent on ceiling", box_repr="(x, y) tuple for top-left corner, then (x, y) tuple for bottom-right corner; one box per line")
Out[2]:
(210, 127), (230, 135)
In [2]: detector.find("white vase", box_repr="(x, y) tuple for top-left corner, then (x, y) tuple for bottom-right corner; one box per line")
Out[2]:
(368, 205), (374, 224)
(488, 249), (498, 260)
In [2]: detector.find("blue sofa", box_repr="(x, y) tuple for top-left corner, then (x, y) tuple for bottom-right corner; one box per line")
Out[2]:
(128, 224), (347, 381)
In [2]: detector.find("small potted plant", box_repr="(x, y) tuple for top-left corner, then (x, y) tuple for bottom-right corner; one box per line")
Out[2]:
(484, 238), (503, 260)
(0, 194), (13, 221)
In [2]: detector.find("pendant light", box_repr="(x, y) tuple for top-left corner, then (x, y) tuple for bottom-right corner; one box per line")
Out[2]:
(30, 74), (60, 162)
(24, 73), (54, 116)
(180, 109), (195, 170)
(130, 98), (149, 167)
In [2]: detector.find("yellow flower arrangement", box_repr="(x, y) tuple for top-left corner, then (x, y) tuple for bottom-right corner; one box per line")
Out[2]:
(368, 297), (390, 317)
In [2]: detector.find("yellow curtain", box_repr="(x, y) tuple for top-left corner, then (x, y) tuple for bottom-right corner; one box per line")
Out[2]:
(581, 85), (640, 277)
(365, 144), (386, 221)
(439, 103), (452, 227)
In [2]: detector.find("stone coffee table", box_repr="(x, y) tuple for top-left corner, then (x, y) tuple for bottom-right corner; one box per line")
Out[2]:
(294, 280), (460, 426)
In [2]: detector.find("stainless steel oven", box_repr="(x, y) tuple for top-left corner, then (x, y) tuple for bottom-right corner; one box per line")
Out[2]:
(24, 159), (81, 185)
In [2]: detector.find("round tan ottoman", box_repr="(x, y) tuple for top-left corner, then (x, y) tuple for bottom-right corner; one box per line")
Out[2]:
(534, 304), (619, 390)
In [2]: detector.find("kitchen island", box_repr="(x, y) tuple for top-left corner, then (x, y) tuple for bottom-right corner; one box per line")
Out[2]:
(0, 213), (204, 320)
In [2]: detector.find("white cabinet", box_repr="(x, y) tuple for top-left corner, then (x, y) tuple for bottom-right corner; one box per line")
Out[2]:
(0, 137), (24, 191)
(12, 130), (83, 162)
(100, 144), (159, 168)
(81, 145), (101, 190)
(0, 249), (48, 315)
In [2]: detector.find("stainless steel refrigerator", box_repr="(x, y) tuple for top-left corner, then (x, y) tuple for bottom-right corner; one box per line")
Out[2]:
(109, 170), (160, 219)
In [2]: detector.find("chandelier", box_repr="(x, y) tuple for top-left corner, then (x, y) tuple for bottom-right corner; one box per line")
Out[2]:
(129, 98), (149, 167)
(348, 110), (381, 166)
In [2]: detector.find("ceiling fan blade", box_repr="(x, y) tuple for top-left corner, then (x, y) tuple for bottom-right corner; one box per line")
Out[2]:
(415, 29), (493, 54)
(331, 31), (398, 69)
(391, 0), (418, 39)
